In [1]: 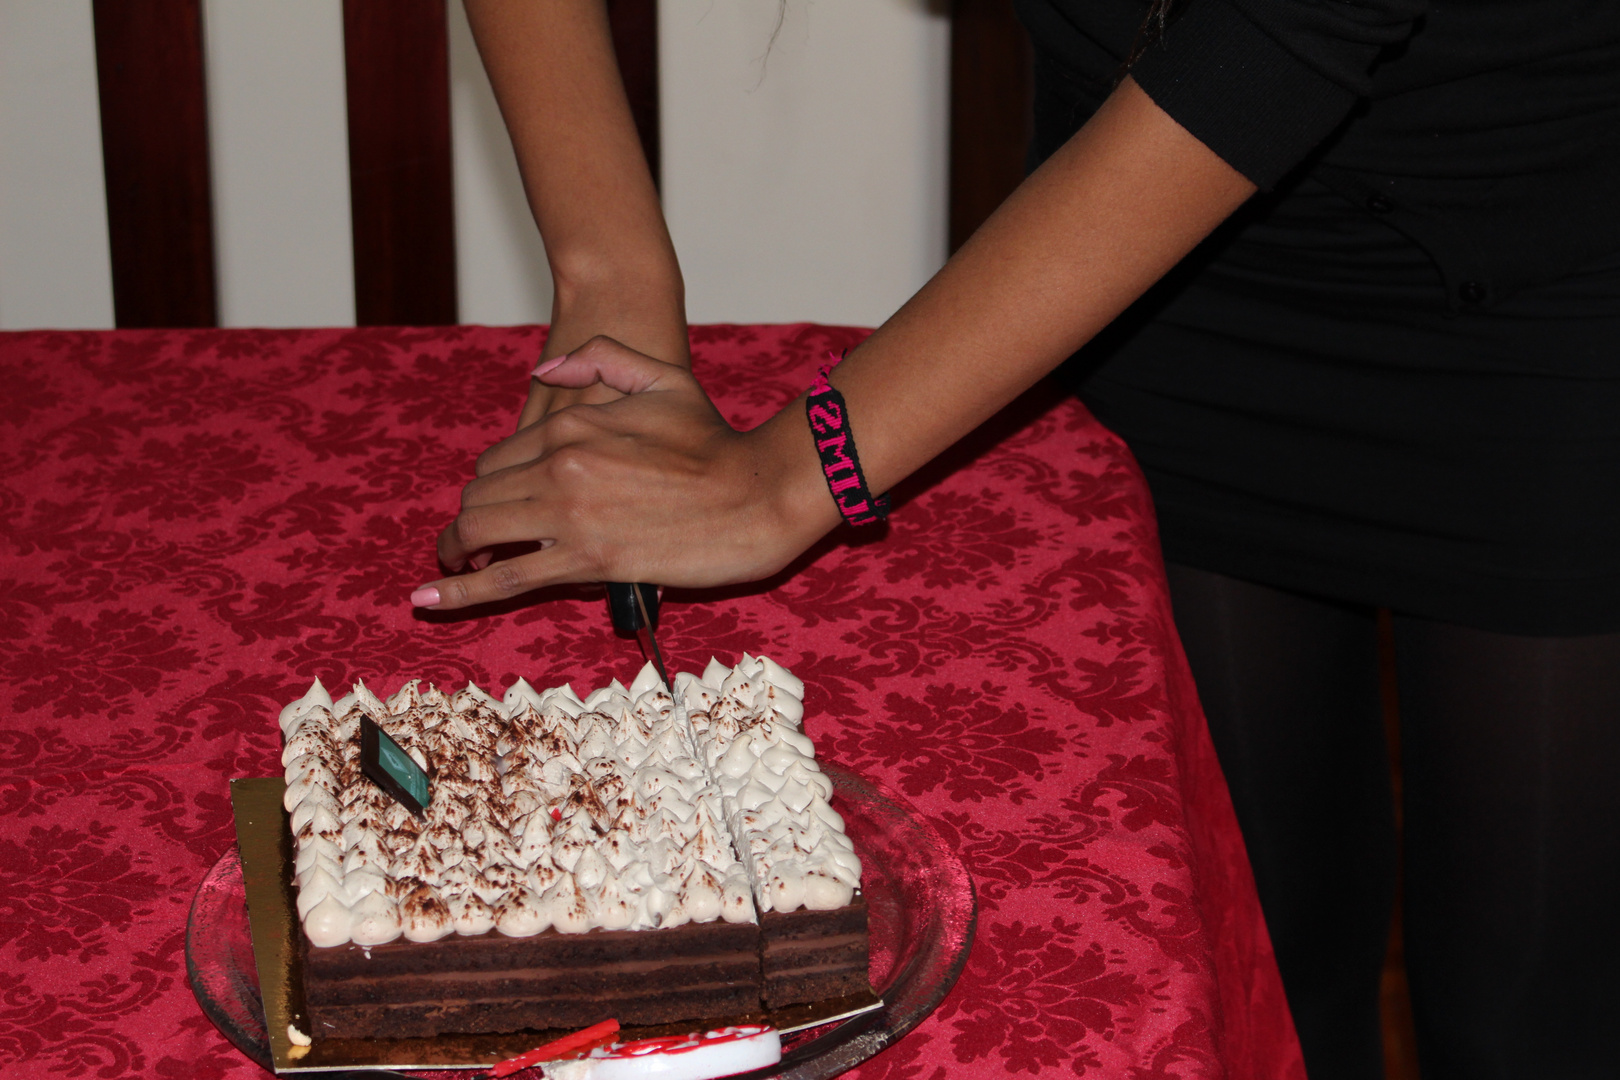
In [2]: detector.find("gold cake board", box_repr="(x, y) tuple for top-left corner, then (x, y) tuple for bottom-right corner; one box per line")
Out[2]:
(232, 778), (883, 1073)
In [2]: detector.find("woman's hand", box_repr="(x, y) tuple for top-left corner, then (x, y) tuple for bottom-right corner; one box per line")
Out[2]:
(467, 263), (689, 572)
(417, 337), (836, 610)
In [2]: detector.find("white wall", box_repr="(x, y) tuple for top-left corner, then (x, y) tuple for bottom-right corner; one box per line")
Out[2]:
(662, 0), (950, 327)
(0, 0), (950, 332)
(0, 0), (114, 331)
(203, 0), (355, 328)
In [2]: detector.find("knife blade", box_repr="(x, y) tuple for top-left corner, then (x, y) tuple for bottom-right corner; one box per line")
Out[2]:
(605, 582), (671, 691)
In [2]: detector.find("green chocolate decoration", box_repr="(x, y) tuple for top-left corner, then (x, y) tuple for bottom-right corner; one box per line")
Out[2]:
(359, 716), (430, 817)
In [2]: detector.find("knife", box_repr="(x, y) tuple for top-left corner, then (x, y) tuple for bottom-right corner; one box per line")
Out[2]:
(605, 582), (671, 690)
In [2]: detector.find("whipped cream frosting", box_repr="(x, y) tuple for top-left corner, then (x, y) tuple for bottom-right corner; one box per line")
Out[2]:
(280, 654), (858, 948)
(679, 654), (860, 915)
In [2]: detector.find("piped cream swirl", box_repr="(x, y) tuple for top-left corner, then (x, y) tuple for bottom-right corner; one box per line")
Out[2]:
(279, 654), (855, 947)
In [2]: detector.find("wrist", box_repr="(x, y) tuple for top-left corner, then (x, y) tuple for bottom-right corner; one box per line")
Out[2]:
(746, 403), (844, 562)
(549, 246), (683, 316)
(546, 263), (689, 369)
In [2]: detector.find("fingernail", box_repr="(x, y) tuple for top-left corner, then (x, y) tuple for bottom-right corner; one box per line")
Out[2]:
(410, 586), (441, 608)
(471, 552), (492, 570)
(531, 354), (567, 379)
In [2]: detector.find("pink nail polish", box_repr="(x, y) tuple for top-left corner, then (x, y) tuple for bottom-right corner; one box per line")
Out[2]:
(531, 354), (568, 379)
(410, 586), (441, 608)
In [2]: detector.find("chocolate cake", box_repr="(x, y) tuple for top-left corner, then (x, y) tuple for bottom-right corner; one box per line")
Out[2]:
(277, 654), (869, 1039)
(758, 899), (871, 1010)
(302, 918), (762, 1037)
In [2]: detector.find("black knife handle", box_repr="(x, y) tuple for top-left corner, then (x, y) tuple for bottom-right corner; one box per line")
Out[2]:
(606, 582), (661, 633)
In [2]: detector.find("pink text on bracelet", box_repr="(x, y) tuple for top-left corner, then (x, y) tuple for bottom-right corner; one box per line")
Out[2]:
(806, 355), (888, 526)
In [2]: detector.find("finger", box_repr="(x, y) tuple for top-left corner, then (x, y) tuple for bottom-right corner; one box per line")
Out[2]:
(475, 404), (604, 481)
(412, 546), (591, 611)
(462, 461), (548, 510)
(516, 390), (549, 432)
(515, 379), (623, 435)
(532, 336), (686, 397)
(475, 423), (548, 478)
(469, 551), (493, 570)
(437, 500), (558, 571)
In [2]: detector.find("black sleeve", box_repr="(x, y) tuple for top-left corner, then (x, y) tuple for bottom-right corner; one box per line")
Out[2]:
(1130, 0), (1427, 188)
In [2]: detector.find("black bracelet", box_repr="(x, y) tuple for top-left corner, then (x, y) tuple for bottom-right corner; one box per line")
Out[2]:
(806, 353), (890, 527)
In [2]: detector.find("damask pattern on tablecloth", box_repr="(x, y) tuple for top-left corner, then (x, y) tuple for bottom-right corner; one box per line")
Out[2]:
(0, 325), (1300, 1079)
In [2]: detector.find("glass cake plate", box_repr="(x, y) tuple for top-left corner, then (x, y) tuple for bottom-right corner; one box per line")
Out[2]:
(187, 763), (976, 1078)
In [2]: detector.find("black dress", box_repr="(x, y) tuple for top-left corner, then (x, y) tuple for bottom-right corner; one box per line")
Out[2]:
(1016, 0), (1620, 633)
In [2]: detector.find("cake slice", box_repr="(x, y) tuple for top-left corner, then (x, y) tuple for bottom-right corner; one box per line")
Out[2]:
(677, 655), (868, 1008)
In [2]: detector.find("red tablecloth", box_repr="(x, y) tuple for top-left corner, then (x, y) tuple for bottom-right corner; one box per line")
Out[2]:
(0, 324), (1302, 1079)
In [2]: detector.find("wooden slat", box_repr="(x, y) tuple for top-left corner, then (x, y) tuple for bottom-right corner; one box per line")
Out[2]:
(92, 0), (217, 328)
(948, 0), (1034, 253)
(606, 0), (660, 187)
(343, 0), (457, 326)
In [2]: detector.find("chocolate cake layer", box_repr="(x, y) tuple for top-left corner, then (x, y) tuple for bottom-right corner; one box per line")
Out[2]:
(305, 919), (761, 1038)
(305, 918), (759, 979)
(306, 955), (759, 1006)
(310, 983), (760, 1039)
(759, 896), (871, 1009)
(301, 899), (871, 1038)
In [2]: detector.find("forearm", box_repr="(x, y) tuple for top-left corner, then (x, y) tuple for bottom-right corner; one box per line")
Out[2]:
(758, 77), (1256, 540)
(420, 77), (1256, 607)
(464, 0), (686, 364)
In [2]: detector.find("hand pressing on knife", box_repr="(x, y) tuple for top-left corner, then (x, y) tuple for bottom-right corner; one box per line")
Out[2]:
(457, 0), (690, 570)
(415, 336), (840, 611)
(464, 289), (692, 573)
(464, 373), (618, 571)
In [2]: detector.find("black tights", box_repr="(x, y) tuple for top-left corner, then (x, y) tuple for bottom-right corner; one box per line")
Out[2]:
(1166, 563), (1620, 1080)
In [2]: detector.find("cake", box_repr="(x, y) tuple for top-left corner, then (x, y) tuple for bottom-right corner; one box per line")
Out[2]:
(276, 654), (869, 1039)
